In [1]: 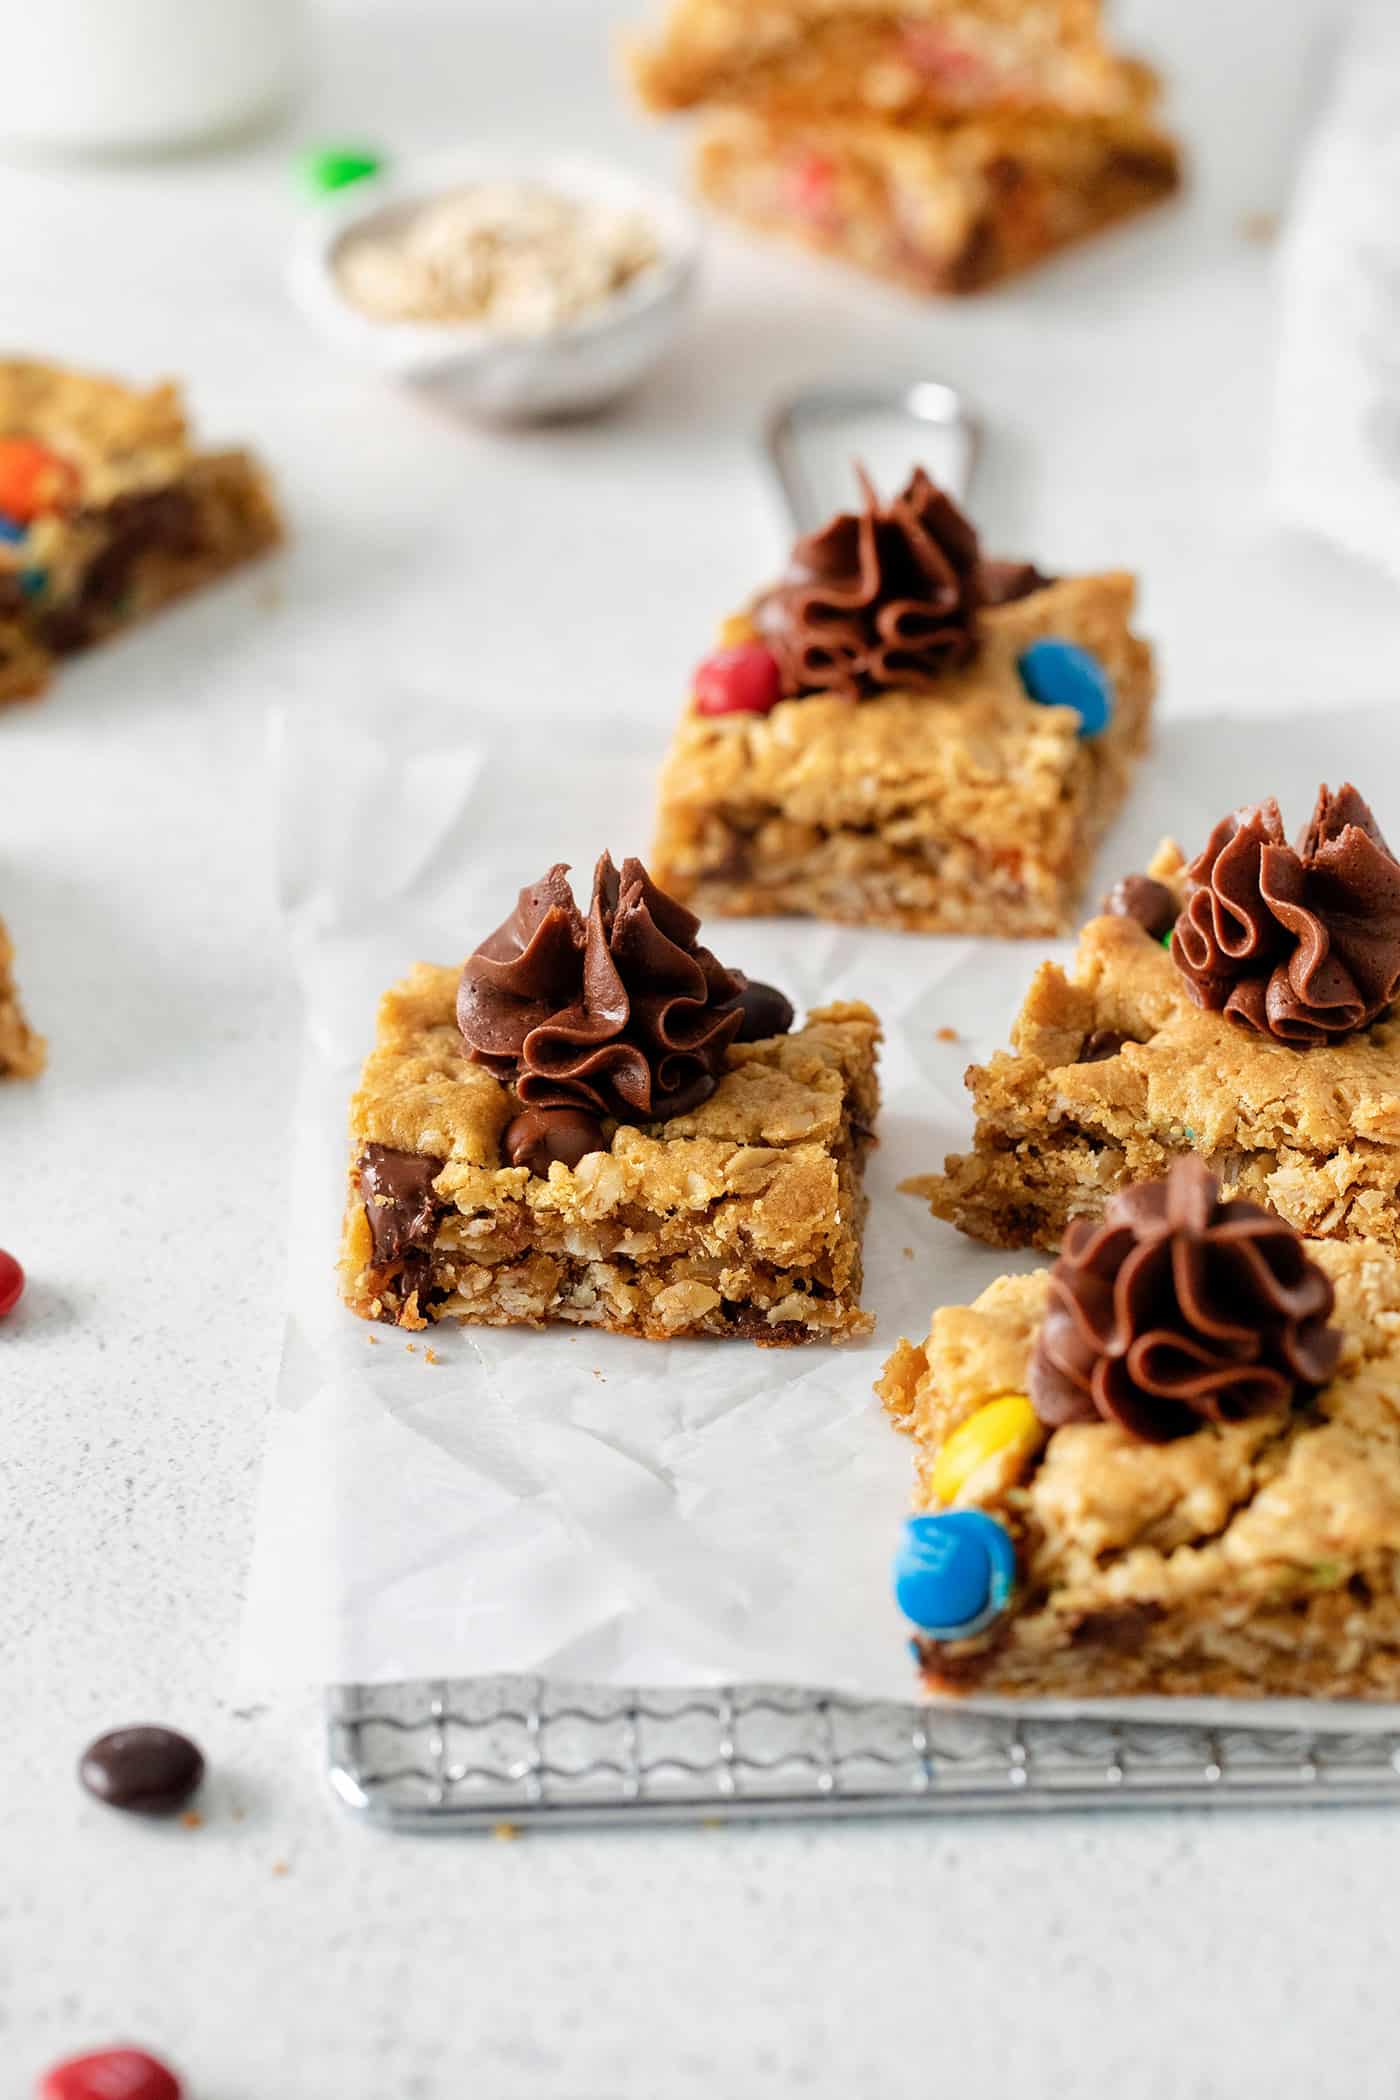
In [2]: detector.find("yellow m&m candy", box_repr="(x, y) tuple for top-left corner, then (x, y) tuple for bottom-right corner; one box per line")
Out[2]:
(931, 1393), (1043, 1506)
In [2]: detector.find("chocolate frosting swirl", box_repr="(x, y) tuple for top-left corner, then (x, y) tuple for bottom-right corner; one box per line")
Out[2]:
(757, 466), (982, 700)
(1171, 784), (1400, 1046)
(457, 854), (750, 1121)
(1029, 1159), (1341, 1444)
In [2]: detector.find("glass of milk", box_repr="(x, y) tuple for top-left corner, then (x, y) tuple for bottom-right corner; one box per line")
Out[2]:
(0, 0), (305, 154)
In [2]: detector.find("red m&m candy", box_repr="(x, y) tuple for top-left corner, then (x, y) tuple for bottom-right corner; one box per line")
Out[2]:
(0, 1248), (23, 1316)
(37, 2049), (182, 2100)
(693, 643), (782, 719)
(786, 150), (836, 221)
(0, 435), (80, 525)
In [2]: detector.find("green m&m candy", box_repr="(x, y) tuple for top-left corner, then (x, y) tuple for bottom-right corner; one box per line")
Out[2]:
(302, 146), (384, 197)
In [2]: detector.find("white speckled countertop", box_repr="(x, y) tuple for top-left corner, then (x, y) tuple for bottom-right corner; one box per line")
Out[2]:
(6, 0), (1400, 2093)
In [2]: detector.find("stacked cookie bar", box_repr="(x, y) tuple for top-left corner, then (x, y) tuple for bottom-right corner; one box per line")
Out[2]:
(629, 0), (1181, 292)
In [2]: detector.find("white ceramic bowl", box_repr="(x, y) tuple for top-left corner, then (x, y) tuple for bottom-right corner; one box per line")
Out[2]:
(289, 149), (701, 422)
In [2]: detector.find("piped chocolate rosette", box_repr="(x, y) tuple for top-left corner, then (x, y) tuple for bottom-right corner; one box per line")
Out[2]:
(458, 852), (794, 1174)
(1029, 1157), (1341, 1444)
(690, 467), (1064, 721)
(1098, 785), (1400, 1049)
(758, 465), (984, 701)
(1168, 784), (1400, 1047)
(894, 1159), (1342, 1643)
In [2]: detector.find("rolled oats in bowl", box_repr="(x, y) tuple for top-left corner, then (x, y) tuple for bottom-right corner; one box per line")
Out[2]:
(333, 181), (664, 336)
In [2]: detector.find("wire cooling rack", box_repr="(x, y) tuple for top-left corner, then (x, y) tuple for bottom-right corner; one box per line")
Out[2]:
(327, 1680), (1400, 1829)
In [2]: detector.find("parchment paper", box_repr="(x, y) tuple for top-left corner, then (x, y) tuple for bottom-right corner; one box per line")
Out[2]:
(241, 697), (1400, 1724)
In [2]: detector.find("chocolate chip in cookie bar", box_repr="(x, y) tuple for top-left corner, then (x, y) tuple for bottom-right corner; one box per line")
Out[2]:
(339, 853), (881, 1343)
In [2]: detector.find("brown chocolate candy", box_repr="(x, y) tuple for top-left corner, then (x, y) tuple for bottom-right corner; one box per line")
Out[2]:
(732, 976), (795, 1042)
(1100, 873), (1177, 941)
(79, 1725), (205, 1817)
(505, 1106), (606, 1176)
(978, 559), (1054, 607)
(1078, 1028), (1128, 1063)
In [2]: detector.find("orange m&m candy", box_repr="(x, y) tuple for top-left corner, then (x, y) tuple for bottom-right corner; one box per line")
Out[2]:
(0, 434), (79, 524)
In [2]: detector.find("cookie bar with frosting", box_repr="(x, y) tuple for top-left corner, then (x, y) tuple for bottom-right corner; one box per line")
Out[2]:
(912, 784), (1400, 1251)
(0, 359), (282, 706)
(628, 0), (1181, 295)
(340, 854), (880, 1343)
(882, 1158), (1400, 1699)
(650, 468), (1154, 936)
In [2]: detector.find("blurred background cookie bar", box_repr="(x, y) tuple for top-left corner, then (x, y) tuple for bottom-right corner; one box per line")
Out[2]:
(0, 359), (282, 705)
(629, 0), (1181, 290)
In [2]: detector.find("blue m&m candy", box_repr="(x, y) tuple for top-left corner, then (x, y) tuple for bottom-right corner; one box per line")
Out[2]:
(1017, 639), (1114, 737)
(892, 1510), (1017, 1638)
(0, 514), (25, 544)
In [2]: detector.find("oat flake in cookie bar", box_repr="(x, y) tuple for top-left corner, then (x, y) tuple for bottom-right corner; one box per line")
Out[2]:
(880, 1157), (1400, 1701)
(0, 359), (282, 707)
(912, 782), (1400, 1251)
(339, 853), (880, 1343)
(650, 467), (1154, 936)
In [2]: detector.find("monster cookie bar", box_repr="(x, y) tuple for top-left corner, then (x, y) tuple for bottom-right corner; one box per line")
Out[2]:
(628, 0), (1155, 126)
(914, 784), (1400, 1252)
(881, 1159), (1400, 1699)
(0, 359), (282, 705)
(0, 917), (44, 1077)
(692, 104), (1179, 295)
(650, 468), (1153, 936)
(339, 854), (880, 1342)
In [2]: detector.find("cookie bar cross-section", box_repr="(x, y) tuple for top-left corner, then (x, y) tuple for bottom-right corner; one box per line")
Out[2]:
(339, 854), (880, 1343)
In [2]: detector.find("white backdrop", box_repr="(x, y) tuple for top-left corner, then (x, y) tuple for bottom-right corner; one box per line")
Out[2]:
(6, 1), (1400, 2095)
